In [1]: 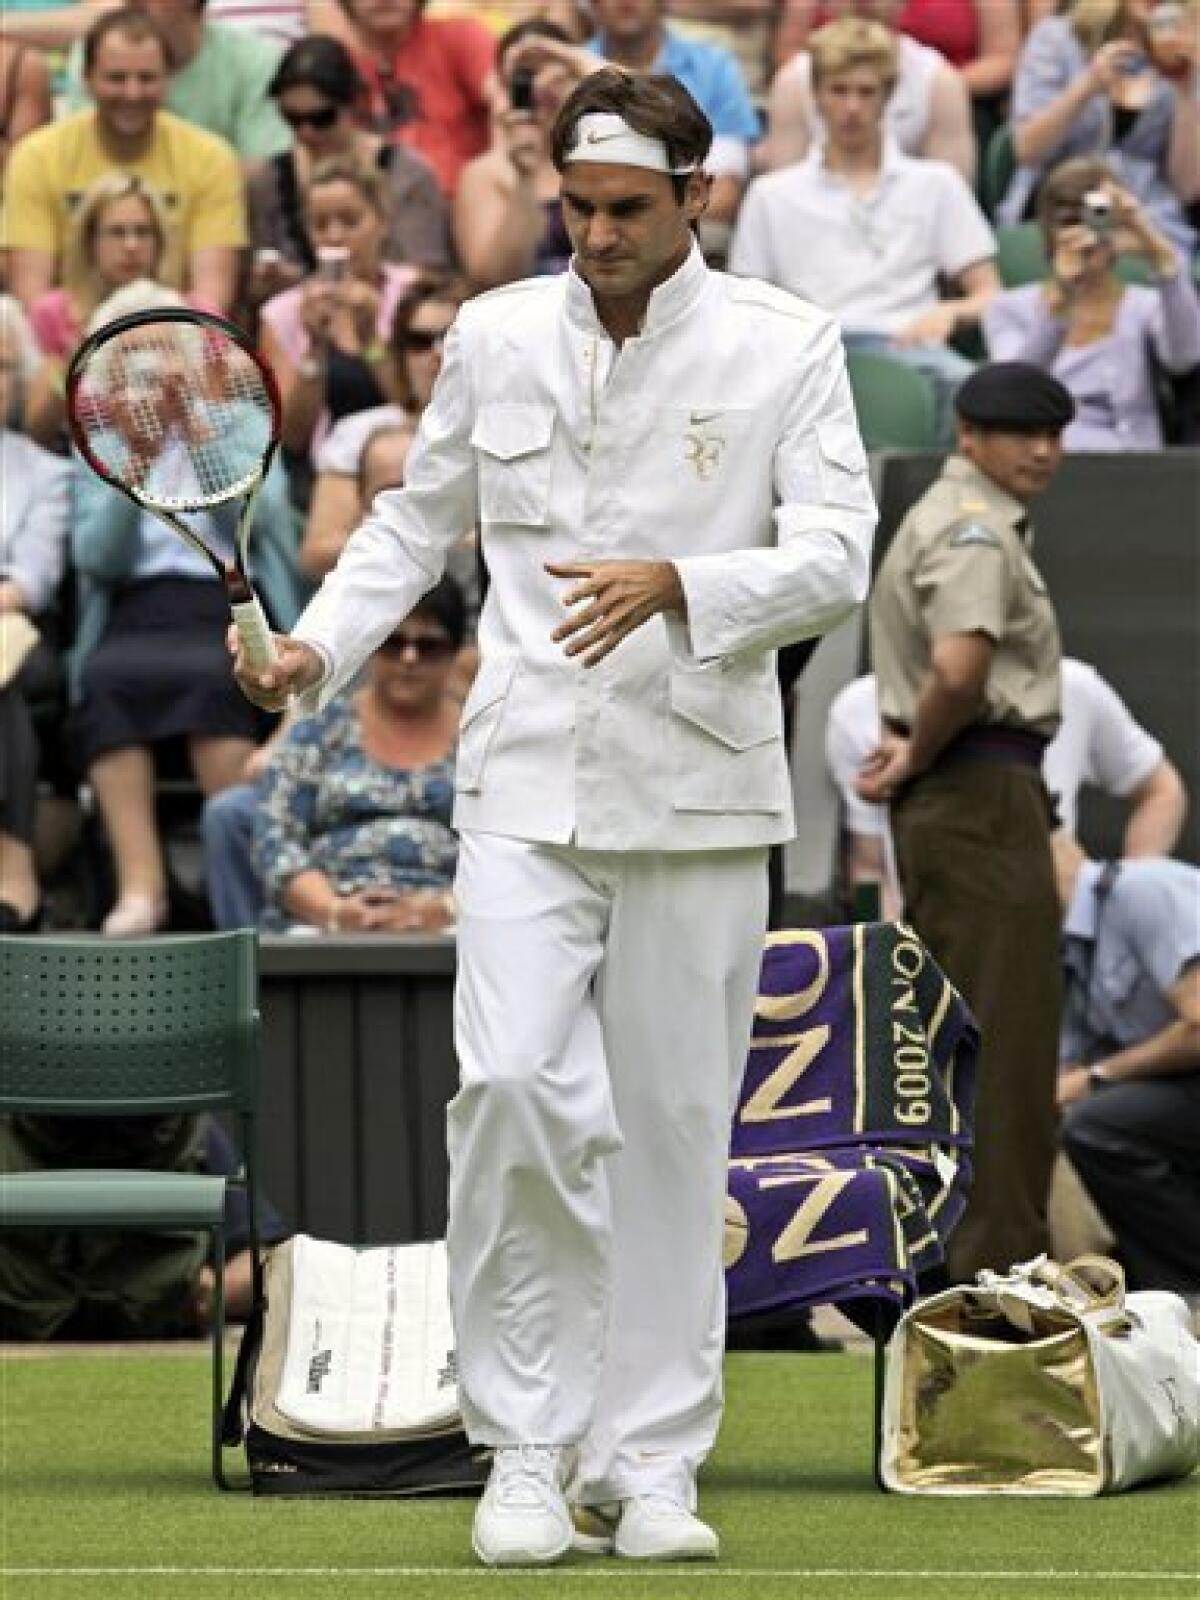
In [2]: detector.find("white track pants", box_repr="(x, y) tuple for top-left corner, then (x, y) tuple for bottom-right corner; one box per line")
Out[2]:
(446, 832), (768, 1506)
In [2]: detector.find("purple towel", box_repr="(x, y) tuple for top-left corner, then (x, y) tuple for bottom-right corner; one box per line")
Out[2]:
(726, 924), (979, 1320)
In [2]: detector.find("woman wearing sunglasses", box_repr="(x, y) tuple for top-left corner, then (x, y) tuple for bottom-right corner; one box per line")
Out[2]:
(251, 574), (467, 934)
(247, 34), (451, 306)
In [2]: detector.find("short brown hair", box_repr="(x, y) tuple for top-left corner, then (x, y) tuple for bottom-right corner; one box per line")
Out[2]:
(83, 7), (170, 74)
(809, 17), (898, 93)
(1036, 156), (1115, 249)
(551, 68), (712, 198)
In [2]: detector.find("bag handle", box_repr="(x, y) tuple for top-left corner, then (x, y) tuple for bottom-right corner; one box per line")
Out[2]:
(974, 1254), (1130, 1335)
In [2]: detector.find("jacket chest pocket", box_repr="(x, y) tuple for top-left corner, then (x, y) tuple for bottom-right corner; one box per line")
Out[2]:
(471, 402), (555, 527)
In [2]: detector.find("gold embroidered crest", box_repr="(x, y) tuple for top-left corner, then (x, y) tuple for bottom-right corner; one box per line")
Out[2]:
(684, 416), (726, 481)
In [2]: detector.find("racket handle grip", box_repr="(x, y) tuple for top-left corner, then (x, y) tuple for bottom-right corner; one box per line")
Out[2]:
(231, 592), (279, 669)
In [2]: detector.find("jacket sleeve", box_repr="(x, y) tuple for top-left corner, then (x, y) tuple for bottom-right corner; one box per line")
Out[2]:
(291, 314), (479, 713)
(672, 315), (876, 660)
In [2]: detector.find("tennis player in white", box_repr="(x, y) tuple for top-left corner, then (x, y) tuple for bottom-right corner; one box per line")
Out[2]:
(233, 68), (876, 1566)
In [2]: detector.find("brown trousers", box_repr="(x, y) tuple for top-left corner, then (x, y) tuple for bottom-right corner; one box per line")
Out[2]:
(891, 756), (1061, 1282)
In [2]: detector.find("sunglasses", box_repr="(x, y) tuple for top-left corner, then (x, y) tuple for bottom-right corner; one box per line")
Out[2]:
(399, 328), (450, 353)
(378, 632), (456, 660)
(281, 103), (340, 131)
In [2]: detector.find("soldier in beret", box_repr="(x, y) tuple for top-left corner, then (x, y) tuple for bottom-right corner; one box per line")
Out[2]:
(859, 360), (1074, 1282)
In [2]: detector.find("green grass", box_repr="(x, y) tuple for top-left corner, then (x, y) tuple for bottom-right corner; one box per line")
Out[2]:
(1, 1349), (1196, 1600)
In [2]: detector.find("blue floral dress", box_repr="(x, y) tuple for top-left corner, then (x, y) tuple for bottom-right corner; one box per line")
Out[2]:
(252, 695), (457, 930)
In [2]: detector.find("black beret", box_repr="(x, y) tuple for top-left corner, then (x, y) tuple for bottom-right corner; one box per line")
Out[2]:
(955, 361), (1075, 430)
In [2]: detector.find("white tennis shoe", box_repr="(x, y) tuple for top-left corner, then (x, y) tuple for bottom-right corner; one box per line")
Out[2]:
(472, 1446), (572, 1567)
(573, 1495), (720, 1561)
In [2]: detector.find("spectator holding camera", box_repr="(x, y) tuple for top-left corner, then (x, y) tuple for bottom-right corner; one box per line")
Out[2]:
(258, 156), (421, 462)
(247, 33), (450, 307)
(985, 159), (1200, 449)
(1001, 0), (1200, 255)
(454, 20), (587, 291)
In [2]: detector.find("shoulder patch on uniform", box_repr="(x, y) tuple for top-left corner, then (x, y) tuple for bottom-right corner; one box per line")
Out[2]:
(948, 520), (1003, 549)
(727, 277), (817, 320)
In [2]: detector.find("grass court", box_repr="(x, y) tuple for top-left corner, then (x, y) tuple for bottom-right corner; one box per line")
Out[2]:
(1, 1347), (1196, 1600)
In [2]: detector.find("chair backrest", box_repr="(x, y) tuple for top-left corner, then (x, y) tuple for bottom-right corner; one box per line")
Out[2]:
(980, 124), (1016, 219)
(996, 222), (1049, 287)
(845, 351), (939, 451)
(0, 932), (260, 1117)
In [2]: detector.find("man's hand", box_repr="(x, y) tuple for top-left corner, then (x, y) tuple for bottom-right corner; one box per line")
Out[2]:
(892, 303), (959, 348)
(546, 559), (686, 668)
(1057, 1065), (1093, 1109)
(855, 732), (916, 803)
(498, 108), (544, 180)
(227, 625), (324, 711)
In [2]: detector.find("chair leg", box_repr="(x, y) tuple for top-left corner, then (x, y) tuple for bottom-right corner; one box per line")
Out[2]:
(211, 1227), (230, 1491)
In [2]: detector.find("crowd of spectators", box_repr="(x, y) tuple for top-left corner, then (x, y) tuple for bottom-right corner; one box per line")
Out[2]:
(0, 0), (1196, 1313)
(0, 0), (1193, 907)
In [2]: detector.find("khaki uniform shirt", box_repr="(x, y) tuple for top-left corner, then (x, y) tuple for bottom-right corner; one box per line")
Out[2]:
(869, 455), (1062, 738)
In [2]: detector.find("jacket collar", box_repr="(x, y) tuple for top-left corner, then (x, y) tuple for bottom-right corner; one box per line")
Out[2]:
(565, 239), (709, 339)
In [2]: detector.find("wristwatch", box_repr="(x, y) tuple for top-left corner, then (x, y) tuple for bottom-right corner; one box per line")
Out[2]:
(1087, 1065), (1116, 1091)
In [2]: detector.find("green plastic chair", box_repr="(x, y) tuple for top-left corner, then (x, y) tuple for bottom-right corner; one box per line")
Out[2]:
(980, 124), (1017, 219)
(0, 932), (264, 1489)
(845, 350), (939, 451)
(997, 222), (1050, 287)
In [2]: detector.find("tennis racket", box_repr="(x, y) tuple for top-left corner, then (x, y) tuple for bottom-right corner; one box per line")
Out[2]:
(66, 307), (283, 668)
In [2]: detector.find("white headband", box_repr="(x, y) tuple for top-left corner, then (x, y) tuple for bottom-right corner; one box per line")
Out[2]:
(565, 112), (696, 175)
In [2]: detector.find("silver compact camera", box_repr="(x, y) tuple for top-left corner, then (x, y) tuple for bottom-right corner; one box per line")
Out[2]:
(1080, 189), (1115, 235)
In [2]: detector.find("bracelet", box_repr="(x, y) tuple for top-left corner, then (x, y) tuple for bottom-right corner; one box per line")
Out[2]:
(298, 354), (326, 382)
(362, 339), (388, 365)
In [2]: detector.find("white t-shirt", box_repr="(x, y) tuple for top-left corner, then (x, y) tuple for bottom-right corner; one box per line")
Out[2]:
(730, 143), (995, 336)
(314, 406), (412, 477)
(826, 662), (1164, 899)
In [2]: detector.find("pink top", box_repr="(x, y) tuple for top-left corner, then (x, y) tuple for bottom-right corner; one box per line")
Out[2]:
(30, 287), (221, 361)
(259, 260), (419, 453)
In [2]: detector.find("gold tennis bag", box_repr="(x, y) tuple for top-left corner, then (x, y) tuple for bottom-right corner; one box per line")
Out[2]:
(880, 1255), (1199, 1495)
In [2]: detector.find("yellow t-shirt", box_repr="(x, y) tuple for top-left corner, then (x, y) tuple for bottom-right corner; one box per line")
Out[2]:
(0, 109), (246, 288)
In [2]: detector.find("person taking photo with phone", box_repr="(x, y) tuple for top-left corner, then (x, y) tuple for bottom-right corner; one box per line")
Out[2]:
(1001, 0), (1200, 256)
(258, 157), (422, 468)
(247, 33), (451, 309)
(453, 19), (599, 290)
(985, 158), (1200, 449)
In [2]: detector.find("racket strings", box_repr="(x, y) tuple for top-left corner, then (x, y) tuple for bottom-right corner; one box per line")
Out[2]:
(73, 323), (275, 509)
